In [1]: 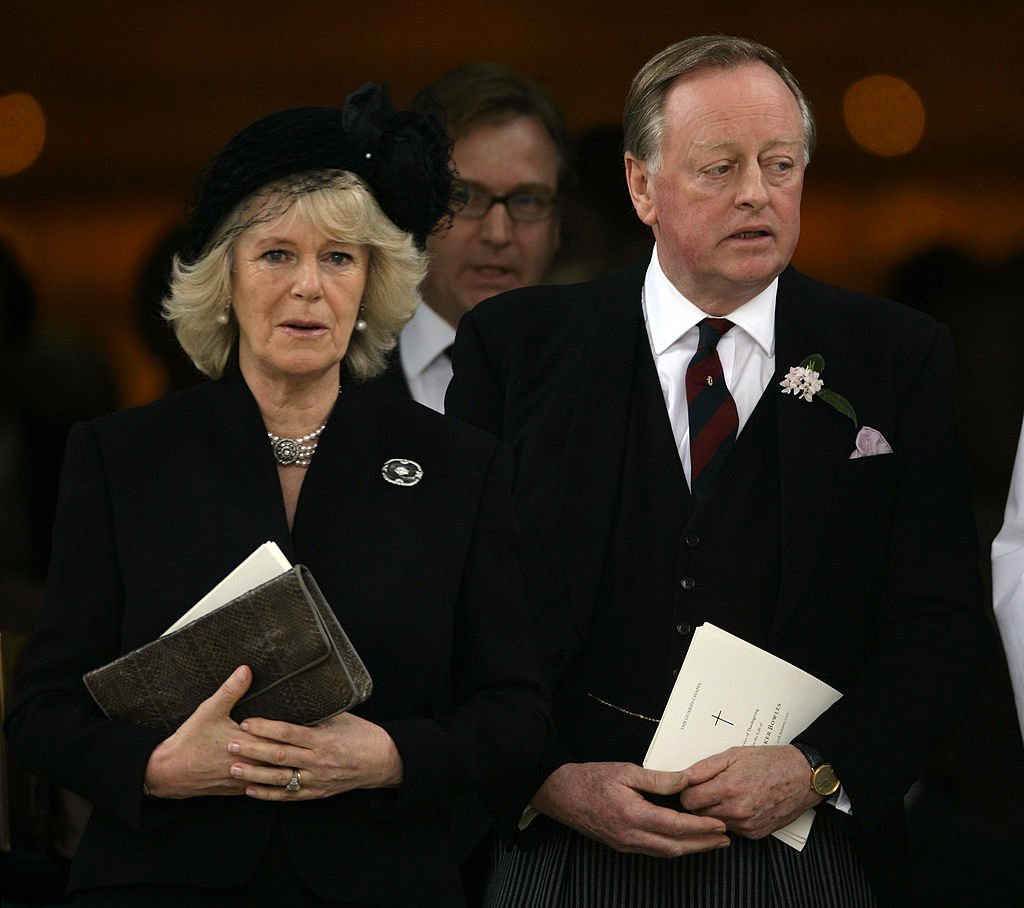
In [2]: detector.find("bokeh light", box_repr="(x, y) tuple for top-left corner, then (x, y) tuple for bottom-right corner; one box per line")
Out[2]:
(0, 92), (47, 176)
(844, 76), (925, 157)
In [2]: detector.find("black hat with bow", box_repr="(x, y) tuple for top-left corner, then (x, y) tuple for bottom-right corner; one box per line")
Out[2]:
(183, 82), (453, 260)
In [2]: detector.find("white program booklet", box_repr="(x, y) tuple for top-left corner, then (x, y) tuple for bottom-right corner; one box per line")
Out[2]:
(643, 622), (842, 851)
(161, 541), (292, 636)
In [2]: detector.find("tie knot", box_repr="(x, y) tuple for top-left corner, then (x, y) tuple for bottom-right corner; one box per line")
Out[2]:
(697, 317), (733, 349)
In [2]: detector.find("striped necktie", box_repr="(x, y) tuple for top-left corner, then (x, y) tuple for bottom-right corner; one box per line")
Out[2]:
(686, 317), (738, 501)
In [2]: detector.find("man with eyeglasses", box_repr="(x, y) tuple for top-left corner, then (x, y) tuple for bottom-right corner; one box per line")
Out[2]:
(369, 62), (567, 412)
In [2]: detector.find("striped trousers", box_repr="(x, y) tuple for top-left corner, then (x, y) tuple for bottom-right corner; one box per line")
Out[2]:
(485, 813), (876, 908)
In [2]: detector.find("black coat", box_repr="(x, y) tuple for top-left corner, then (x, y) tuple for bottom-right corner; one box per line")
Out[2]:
(7, 371), (550, 906)
(446, 261), (992, 900)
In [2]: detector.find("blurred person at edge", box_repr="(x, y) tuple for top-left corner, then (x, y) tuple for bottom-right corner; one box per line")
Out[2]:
(5, 84), (549, 907)
(994, 413), (1024, 745)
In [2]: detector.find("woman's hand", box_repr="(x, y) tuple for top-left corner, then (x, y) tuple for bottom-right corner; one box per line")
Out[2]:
(143, 665), (270, 799)
(226, 711), (404, 801)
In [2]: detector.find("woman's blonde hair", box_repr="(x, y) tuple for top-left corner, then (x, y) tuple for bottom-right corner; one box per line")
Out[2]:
(164, 170), (426, 380)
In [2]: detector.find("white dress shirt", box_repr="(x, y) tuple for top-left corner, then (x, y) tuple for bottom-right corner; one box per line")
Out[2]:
(642, 247), (777, 484)
(399, 296), (456, 413)
(993, 413), (1024, 744)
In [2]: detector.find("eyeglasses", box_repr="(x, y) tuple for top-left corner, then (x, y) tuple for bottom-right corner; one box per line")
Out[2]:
(453, 183), (557, 223)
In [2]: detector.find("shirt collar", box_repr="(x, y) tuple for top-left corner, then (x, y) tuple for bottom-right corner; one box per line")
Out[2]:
(643, 245), (777, 357)
(401, 295), (457, 377)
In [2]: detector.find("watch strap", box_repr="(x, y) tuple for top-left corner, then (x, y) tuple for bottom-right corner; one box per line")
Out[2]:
(791, 741), (825, 769)
(792, 741), (841, 797)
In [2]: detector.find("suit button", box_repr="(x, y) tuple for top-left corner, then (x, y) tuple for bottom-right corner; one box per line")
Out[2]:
(685, 534), (700, 548)
(676, 622), (692, 636)
(680, 577), (696, 590)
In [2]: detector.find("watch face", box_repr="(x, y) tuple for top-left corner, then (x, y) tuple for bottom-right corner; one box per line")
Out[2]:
(812, 764), (841, 797)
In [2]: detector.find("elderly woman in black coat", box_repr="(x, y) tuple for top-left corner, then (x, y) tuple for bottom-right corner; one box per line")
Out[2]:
(6, 85), (549, 907)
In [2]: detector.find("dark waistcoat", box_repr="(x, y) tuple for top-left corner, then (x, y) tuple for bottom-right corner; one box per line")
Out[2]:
(556, 327), (783, 764)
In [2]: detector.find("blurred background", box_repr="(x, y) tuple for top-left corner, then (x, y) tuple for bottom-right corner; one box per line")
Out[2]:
(2, 1), (1022, 403)
(2, 1), (1023, 903)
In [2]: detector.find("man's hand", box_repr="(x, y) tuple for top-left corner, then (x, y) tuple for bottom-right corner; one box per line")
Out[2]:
(679, 745), (821, 839)
(532, 761), (730, 857)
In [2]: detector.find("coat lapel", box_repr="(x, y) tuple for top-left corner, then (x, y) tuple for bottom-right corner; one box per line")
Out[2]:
(559, 264), (647, 624)
(197, 372), (295, 561)
(773, 269), (857, 629)
(288, 382), (376, 592)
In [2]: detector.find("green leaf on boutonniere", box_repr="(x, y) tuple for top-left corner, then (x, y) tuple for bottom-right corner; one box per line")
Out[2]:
(800, 354), (825, 373)
(817, 389), (858, 427)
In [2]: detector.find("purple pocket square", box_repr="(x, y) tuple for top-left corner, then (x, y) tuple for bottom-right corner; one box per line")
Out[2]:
(849, 426), (893, 459)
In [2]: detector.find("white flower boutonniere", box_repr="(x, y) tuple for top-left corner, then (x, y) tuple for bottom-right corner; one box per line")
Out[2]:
(780, 354), (858, 427)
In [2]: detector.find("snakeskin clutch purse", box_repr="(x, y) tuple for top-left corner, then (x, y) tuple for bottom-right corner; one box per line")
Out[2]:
(83, 566), (372, 735)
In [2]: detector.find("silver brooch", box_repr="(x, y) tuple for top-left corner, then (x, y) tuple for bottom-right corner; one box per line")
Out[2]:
(382, 458), (423, 486)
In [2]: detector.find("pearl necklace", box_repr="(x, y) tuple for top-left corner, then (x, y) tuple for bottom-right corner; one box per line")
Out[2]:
(268, 423), (326, 467)
(265, 385), (341, 468)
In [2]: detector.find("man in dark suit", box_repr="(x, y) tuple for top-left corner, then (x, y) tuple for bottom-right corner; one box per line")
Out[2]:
(372, 63), (568, 412)
(447, 36), (991, 907)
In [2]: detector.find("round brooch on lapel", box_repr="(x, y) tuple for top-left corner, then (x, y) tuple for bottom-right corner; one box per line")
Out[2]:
(381, 458), (423, 486)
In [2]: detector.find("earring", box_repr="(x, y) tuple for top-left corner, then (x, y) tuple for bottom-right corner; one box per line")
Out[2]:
(216, 301), (231, 326)
(354, 304), (367, 333)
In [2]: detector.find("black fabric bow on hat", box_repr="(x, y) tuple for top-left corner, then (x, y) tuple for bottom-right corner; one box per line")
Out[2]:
(183, 82), (453, 260)
(341, 83), (454, 251)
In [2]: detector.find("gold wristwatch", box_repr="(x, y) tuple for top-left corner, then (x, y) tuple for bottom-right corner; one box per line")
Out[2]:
(792, 742), (841, 797)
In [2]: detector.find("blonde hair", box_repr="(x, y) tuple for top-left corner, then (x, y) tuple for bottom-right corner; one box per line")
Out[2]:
(164, 170), (426, 379)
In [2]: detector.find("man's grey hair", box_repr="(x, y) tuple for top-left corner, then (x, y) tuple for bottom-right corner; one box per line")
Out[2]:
(623, 35), (816, 172)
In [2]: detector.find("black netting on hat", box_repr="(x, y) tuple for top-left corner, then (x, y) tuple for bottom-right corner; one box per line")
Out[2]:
(183, 83), (453, 260)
